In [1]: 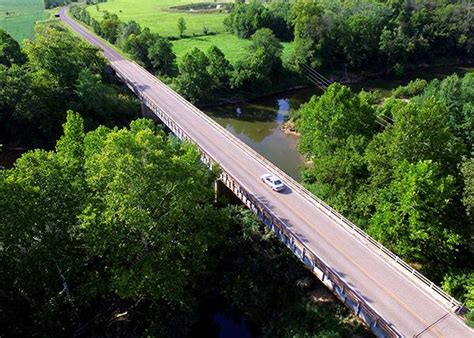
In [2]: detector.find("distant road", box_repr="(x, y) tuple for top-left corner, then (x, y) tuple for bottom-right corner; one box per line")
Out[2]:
(60, 7), (474, 337)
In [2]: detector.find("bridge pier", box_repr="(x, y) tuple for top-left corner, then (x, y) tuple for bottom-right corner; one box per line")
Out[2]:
(215, 179), (242, 206)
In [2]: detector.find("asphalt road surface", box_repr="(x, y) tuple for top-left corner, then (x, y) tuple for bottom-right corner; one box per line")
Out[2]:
(60, 8), (474, 337)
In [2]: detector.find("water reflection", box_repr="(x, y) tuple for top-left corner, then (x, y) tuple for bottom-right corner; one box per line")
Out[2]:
(205, 90), (314, 181)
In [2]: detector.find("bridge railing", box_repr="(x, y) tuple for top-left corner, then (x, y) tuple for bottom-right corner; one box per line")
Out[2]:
(121, 64), (463, 312)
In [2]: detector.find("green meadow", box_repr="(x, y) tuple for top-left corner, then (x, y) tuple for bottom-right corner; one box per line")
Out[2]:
(87, 0), (293, 64)
(87, 0), (230, 37)
(0, 0), (47, 43)
(172, 33), (251, 64)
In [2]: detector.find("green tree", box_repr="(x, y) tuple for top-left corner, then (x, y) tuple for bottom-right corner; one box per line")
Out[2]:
(75, 68), (106, 114)
(442, 271), (474, 310)
(3, 24), (137, 147)
(420, 73), (474, 152)
(1, 114), (230, 335)
(379, 26), (414, 74)
(24, 26), (105, 90)
(366, 98), (463, 188)
(81, 118), (229, 301)
(123, 27), (156, 69)
(341, 3), (391, 68)
(297, 84), (376, 217)
(0, 64), (35, 144)
(0, 114), (89, 334)
(249, 28), (282, 71)
(178, 17), (186, 37)
(56, 111), (85, 169)
(0, 150), (85, 336)
(224, 1), (292, 40)
(74, 68), (139, 127)
(176, 48), (212, 103)
(461, 158), (474, 255)
(224, 2), (266, 38)
(290, 0), (324, 68)
(0, 29), (25, 67)
(147, 37), (176, 76)
(289, 0), (471, 72)
(231, 28), (283, 91)
(462, 158), (474, 217)
(207, 45), (232, 89)
(118, 20), (141, 46)
(100, 12), (121, 43)
(231, 48), (270, 91)
(368, 160), (460, 263)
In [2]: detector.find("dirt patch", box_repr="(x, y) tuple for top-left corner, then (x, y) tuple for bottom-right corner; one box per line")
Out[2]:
(281, 120), (300, 136)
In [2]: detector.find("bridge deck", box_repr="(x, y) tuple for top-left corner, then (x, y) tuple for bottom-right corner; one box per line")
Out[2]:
(60, 8), (473, 337)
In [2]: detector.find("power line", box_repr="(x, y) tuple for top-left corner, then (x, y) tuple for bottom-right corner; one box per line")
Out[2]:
(301, 63), (392, 128)
(302, 64), (332, 87)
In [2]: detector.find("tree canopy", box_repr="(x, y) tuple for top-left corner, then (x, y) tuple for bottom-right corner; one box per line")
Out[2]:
(0, 29), (25, 67)
(298, 84), (376, 217)
(0, 25), (139, 148)
(290, 0), (473, 73)
(1, 113), (229, 336)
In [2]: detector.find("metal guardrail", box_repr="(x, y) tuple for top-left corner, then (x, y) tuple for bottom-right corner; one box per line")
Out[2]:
(120, 62), (463, 311)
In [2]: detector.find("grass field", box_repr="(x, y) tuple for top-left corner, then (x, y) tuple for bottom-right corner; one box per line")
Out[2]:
(86, 0), (294, 64)
(172, 33), (251, 64)
(173, 34), (294, 65)
(87, 0), (230, 37)
(0, 0), (47, 43)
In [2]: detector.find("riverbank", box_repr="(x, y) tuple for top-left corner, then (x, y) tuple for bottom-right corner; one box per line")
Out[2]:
(199, 60), (474, 109)
(205, 64), (472, 182)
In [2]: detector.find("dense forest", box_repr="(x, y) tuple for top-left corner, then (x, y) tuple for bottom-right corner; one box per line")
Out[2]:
(43, 0), (107, 10)
(0, 24), (138, 148)
(0, 24), (365, 336)
(294, 75), (474, 316)
(43, 0), (71, 10)
(290, 0), (473, 74)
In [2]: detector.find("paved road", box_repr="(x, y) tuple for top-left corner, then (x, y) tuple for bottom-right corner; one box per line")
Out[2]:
(61, 8), (474, 337)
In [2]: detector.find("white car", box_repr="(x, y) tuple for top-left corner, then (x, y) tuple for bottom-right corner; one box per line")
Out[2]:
(260, 173), (286, 192)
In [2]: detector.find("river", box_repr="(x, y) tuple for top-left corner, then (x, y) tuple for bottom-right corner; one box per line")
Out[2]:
(204, 64), (473, 183)
(205, 86), (321, 181)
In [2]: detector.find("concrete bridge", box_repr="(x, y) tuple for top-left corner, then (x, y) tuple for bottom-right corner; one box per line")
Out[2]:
(60, 8), (473, 337)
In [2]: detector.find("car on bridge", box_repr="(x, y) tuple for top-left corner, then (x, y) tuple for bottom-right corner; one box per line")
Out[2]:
(261, 173), (286, 192)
